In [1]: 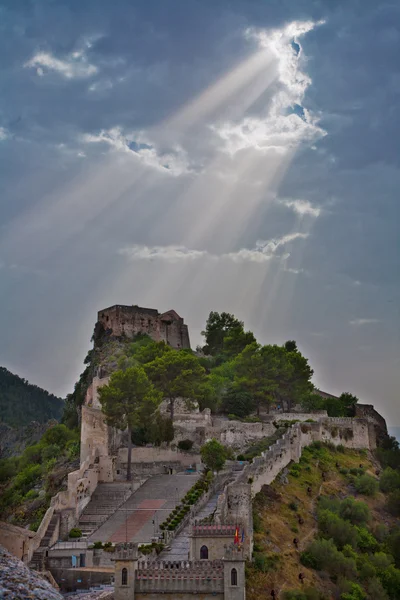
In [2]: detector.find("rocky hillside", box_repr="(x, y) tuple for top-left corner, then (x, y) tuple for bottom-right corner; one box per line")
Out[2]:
(0, 367), (64, 428)
(247, 441), (400, 600)
(0, 421), (56, 459)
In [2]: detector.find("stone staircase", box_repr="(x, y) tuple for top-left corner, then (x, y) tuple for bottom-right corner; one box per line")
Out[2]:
(78, 483), (133, 539)
(29, 513), (60, 571)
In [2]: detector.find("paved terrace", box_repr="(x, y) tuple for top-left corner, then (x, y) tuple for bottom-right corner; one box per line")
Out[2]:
(89, 473), (199, 545)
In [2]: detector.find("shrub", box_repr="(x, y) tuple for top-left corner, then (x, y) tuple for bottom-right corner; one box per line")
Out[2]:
(24, 490), (39, 501)
(340, 582), (367, 600)
(380, 468), (400, 494)
(340, 468), (349, 475)
(253, 511), (262, 533)
(356, 527), (379, 552)
(92, 541), (103, 549)
(13, 464), (42, 494)
(41, 444), (61, 462)
(301, 538), (357, 579)
(337, 444), (346, 453)
(380, 564), (400, 599)
(282, 589), (325, 600)
(350, 468), (364, 476)
(386, 490), (400, 517)
(177, 439), (194, 451)
(318, 510), (358, 549)
(0, 459), (17, 483)
(69, 528), (82, 538)
(253, 552), (280, 573)
(42, 424), (73, 448)
(354, 474), (378, 497)
(339, 498), (370, 525)
(289, 501), (298, 511)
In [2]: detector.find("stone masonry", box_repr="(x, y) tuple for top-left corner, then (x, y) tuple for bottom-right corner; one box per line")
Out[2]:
(97, 305), (190, 350)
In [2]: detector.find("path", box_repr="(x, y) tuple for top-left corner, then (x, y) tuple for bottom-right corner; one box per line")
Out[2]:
(159, 489), (221, 561)
(89, 473), (199, 545)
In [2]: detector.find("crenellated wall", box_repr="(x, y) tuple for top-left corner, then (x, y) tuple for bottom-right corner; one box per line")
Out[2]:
(216, 416), (376, 553)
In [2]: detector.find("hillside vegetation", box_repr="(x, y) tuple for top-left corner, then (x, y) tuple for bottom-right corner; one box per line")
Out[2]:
(247, 439), (400, 600)
(0, 366), (63, 428)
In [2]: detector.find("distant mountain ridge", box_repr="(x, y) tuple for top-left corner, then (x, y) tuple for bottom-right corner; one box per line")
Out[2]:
(0, 366), (64, 428)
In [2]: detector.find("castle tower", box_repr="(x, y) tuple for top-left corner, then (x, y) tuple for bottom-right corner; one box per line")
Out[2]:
(223, 543), (246, 600)
(113, 543), (138, 600)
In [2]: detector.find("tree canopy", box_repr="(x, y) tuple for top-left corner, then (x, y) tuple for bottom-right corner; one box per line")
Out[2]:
(201, 311), (252, 357)
(200, 439), (227, 472)
(145, 351), (206, 420)
(98, 366), (161, 480)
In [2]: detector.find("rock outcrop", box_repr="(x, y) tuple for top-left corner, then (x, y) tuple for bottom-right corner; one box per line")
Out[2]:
(0, 544), (63, 600)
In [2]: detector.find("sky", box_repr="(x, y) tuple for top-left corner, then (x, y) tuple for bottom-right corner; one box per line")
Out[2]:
(0, 0), (399, 425)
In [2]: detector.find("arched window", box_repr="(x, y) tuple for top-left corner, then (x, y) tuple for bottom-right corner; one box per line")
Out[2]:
(121, 567), (128, 586)
(200, 545), (208, 560)
(231, 568), (238, 586)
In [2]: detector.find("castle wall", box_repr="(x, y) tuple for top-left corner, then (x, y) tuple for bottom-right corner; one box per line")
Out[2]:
(216, 416), (376, 550)
(80, 405), (109, 465)
(97, 305), (190, 349)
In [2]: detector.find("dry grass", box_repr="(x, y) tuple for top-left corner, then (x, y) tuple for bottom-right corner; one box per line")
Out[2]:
(246, 444), (391, 600)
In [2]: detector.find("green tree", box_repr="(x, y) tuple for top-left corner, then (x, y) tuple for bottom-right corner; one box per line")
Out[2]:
(145, 351), (206, 420)
(98, 367), (161, 480)
(276, 348), (314, 411)
(201, 311), (244, 356)
(284, 340), (298, 353)
(339, 392), (359, 417)
(201, 439), (227, 472)
(233, 343), (284, 415)
(221, 325), (256, 360)
(222, 385), (254, 418)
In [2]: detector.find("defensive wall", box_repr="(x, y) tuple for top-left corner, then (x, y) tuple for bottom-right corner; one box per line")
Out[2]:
(215, 415), (377, 556)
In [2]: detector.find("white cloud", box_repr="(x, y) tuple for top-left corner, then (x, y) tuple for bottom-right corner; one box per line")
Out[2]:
(0, 127), (9, 141)
(119, 245), (206, 263)
(82, 127), (192, 176)
(24, 49), (98, 79)
(214, 20), (326, 154)
(120, 232), (309, 264)
(282, 198), (321, 217)
(349, 318), (380, 326)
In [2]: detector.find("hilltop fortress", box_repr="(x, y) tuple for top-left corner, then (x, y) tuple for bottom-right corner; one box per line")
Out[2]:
(0, 305), (390, 599)
(97, 304), (191, 349)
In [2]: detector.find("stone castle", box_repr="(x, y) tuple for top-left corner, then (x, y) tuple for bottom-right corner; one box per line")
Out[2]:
(0, 304), (390, 600)
(97, 305), (190, 349)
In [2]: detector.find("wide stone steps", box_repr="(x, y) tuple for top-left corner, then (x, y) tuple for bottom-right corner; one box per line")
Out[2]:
(77, 482), (133, 539)
(89, 473), (199, 545)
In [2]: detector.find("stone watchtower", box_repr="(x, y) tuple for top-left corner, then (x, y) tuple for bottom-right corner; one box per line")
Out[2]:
(223, 543), (246, 600)
(113, 543), (138, 600)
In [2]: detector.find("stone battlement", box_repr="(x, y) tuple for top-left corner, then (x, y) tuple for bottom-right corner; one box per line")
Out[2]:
(136, 559), (224, 576)
(191, 524), (237, 537)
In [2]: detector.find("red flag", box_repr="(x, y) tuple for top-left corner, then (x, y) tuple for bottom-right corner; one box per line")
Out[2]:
(234, 525), (239, 545)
